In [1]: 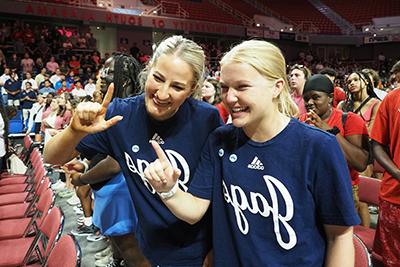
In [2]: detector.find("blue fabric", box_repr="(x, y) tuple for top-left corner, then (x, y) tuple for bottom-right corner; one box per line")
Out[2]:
(189, 119), (361, 267)
(92, 172), (138, 236)
(20, 91), (37, 109)
(76, 95), (222, 266)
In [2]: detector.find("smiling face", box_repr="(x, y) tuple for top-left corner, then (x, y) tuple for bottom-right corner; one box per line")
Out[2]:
(220, 62), (279, 130)
(144, 54), (194, 121)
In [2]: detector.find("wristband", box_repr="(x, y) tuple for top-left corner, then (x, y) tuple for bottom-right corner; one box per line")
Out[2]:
(157, 180), (179, 200)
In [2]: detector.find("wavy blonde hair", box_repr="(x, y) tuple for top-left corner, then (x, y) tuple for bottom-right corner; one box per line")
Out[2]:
(220, 40), (298, 117)
(139, 35), (205, 99)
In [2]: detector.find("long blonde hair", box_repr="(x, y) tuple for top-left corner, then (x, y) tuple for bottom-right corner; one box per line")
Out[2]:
(139, 35), (205, 99)
(220, 40), (298, 117)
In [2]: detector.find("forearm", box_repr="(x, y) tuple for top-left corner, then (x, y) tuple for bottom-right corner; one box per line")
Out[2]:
(336, 135), (368, 171)
(163, 189), (210, 225)
(80, 156), (121, 184)
(43, 126), (86, 165)
(372, 141), (400, 180)
(324, 226), (354, 267)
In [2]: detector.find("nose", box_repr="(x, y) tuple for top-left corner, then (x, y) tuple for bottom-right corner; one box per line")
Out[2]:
(156, 83), (170, 100)
(224, 87), (237, 103)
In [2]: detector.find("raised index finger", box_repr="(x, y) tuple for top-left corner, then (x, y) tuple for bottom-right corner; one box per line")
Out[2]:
(102, 83), (114, 109)
(150, 140), (169, 163)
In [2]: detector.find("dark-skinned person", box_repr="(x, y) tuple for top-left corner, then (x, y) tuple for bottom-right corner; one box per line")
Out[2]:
(301, 74), (370, 226)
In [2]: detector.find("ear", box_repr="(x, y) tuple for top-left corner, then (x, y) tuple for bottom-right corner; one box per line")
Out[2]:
(273, 79), (285, 98)
(328, 93), (334, 104)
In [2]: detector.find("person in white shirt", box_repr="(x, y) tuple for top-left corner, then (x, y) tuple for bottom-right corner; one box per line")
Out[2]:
(84, 78), (96, 97)
(50, 68), (62, 85)
(26, 94), (45, 142)
(0, 102), (8, 169)
(71, 81), (87, 98)
(0, 68), (18, 105)
(35, 67), (47, 88)
(21, 72), (38, 90)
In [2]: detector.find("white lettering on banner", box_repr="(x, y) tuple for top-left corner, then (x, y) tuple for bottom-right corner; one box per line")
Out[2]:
(124, 149), (190, 193)
(223, 175), (297, 250)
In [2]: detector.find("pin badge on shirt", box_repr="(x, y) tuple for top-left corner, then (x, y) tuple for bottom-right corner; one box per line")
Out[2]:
(132, 145), (140, 153)
(229, 154), (237, 162)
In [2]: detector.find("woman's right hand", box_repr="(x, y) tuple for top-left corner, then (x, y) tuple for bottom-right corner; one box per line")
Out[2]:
(144, 140), (181, 193)
(70, 83), (123, 134)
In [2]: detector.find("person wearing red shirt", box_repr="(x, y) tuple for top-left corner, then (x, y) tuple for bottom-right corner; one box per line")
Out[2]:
(69, 55), (81, 75)
(289, 64), (311, 117)
(319, 67), (346, 108)
(301, 74), (369, 223)
(370, 60), (400, 267)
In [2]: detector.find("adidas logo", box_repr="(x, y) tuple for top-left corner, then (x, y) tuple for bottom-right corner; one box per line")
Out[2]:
(247, 156), (264, 170)
(151, 133), (165, 144)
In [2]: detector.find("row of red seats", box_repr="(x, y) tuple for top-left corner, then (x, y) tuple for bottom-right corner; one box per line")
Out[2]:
(0, 136), (81, 267)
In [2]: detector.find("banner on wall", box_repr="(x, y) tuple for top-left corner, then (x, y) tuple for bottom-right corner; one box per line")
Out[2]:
(0, 1), (245, 37)
(264, 29), (280, 40)
(246, 27), (263, 37)
(364, 35), (391, 44)
(295, 33), (309, 43)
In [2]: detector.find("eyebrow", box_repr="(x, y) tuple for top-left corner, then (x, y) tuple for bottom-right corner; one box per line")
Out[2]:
(153, 71), (188, 87)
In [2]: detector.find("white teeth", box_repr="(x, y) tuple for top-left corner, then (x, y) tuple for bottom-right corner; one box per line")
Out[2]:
(232, 107), (246, 112)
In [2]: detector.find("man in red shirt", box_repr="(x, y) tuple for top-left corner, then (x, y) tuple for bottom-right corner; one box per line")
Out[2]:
(370, 60), (400, 267)
(319, 67), (346, 108)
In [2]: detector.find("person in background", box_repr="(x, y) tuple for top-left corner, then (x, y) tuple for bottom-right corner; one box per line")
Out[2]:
(362, 68), (387, 100)
(21, 72), (38, 90)
(319, 67), (346, 108)
(20, 81), (37, 131)
(84, 78), (96, 98)
(35, 67), (47, 88)
(0, 101), (9, 170)
(289, 64), (311, 117)
(26, 94), (45, 142)
(201, 77), (229, 123)
(301, 74), (370, 227)
(370, 60), (400, 267)
(4, 71), (21, 109)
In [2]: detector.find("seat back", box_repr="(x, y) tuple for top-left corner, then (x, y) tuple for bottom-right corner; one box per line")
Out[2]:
(354, 234), (371, 267)
(45, 234), (81, 267)
(358, 176), (381, 206)
(36, 187), (55, 226)
(38, 207), (65, 261)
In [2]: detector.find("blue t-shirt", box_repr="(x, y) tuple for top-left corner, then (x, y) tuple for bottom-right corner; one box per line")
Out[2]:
(21, 90), (37, 109)
(4, 79), (21, 93)
(189, 119), (360, 267)
(76, 95), (222, 266)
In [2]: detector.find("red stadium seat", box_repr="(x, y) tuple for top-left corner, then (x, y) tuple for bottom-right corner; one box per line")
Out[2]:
(46, 235), (81, 267)
(354, 234), (371, 267)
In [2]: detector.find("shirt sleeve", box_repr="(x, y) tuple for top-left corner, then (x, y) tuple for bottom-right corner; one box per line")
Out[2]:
(313, 135), (361, 226)
(370, 95), (389, 145)
(344, 112), (368, 137)
(188, 131), (217, 200)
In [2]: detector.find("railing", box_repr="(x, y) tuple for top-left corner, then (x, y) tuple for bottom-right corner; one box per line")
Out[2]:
(207, 0), (253, 26)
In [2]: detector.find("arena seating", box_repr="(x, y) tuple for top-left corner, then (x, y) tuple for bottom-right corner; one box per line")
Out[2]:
(323, 0), (400, 27)
(261, 0), (341, 34)
(218, 0), (264, 19)
(159, 0), (242, 25)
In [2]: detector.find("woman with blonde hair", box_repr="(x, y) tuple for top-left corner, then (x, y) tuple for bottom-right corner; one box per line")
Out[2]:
(43, 35), (222, 266)
(144, 40), (359, 266)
